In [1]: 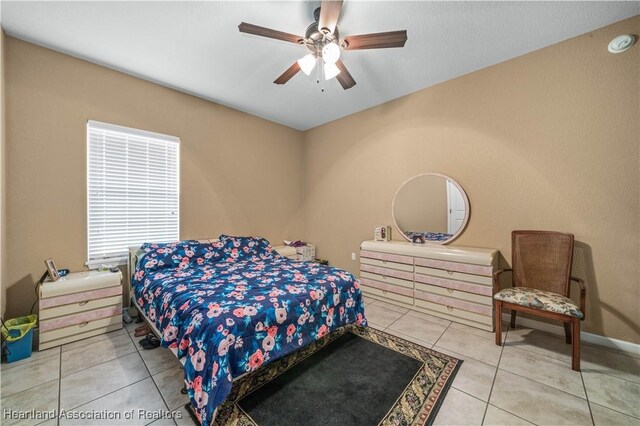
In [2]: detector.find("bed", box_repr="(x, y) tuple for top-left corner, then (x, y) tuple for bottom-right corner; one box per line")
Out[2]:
(128, 235), (367, 426)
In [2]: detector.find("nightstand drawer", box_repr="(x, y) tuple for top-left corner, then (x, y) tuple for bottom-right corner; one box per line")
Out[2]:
(40, 285), (122, 310)
(40, 295), (123, 320)
(40, 304), (122, 332)
(39, 314), (122, 345)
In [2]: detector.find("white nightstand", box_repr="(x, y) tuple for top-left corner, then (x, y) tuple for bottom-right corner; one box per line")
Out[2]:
(38, 270), (123, 350)
(273, 245), (298, 260)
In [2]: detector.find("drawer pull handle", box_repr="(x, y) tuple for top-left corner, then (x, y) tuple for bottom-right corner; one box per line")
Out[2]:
(382, 275), (388, 279)
(382, 261), (387, 264)
(78, 301), (90, 306)
(382, 290), (388, 294)
(447, 288), (454, 293)
(446, 305), (454, 311)
(78, 321), (89, 328)
(447, 270), (454, 275)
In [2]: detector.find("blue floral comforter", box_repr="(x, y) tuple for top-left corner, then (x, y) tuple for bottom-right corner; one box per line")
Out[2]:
(131, 236), (367, 425)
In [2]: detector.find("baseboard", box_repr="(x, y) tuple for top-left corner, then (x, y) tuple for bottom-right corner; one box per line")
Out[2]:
(503, 312), (640, 357)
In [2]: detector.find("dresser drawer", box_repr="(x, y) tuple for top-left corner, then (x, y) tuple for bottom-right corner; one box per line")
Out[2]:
(360, 264), (413, 282)
(414, 297), (492, 324)
(415, 282), (491, 306)
(361, 271), (412, 289)
(414, 257), (492, 277)
(413, 304), (493, 331)
(40, 295), (123, 320)
(361, 277), (413, 297)
(415, 290), (492, 317)
(414, 273), (492, 296)
(415, 265), (492, 285)
(360, 255), (413, 272)
(40, 304), (122, 332)
(39, 314), (122, 344)
(360, 250), (413, 271)
(362, 285), (414, 307)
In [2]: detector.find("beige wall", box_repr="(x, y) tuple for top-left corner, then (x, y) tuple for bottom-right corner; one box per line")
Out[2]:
(1, 29), (6, 318)
(303, 16), (640, 343)
(4, 37), (304, 318)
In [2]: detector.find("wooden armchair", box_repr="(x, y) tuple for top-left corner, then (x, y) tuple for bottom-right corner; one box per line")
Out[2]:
(493, 231), (586, 371)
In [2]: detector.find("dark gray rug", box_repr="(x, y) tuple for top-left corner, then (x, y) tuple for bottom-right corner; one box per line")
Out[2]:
(207, 325), (462, 426)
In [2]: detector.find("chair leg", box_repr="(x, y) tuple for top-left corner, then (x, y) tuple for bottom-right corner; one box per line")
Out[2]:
(563, 322), (572, 344)
(495, 301), (503, 346)
(572, 319), (580, 371)
(510, 310), (517, 329)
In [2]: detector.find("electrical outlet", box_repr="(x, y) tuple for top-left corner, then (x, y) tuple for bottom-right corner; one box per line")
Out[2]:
(351, 252), (356, 261)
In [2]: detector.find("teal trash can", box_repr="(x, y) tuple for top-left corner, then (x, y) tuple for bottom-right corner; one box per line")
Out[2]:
(1, 315), (37, 363)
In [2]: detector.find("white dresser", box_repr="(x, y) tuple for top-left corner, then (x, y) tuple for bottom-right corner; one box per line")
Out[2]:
(360, 241), (498, 331)
(38, 270), (123, 350)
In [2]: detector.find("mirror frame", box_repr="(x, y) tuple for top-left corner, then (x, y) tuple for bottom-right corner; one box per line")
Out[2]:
(391, 172), (470, 245)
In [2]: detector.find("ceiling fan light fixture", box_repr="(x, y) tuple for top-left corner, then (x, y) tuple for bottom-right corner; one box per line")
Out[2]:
(297, 53), (317, 75)
(322, 42), (341, 64)
(324, 62), (341, 80)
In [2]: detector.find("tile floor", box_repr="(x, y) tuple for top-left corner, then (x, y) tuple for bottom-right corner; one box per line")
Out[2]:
(1, 298), (638, 426)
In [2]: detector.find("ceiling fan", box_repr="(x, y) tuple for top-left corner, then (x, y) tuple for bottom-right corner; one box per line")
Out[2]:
(238, 0), (408, 90)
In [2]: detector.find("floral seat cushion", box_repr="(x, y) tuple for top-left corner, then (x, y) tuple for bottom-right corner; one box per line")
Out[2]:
(494, 287), (583, 319)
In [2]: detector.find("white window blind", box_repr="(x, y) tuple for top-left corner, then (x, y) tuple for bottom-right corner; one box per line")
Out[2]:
(87, 120), (180, 267)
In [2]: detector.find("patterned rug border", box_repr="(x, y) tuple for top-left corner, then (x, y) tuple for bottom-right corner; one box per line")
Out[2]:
(209, 325), (463, 426)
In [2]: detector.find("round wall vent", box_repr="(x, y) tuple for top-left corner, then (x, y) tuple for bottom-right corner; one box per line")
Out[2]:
(608, 34), (636, 54)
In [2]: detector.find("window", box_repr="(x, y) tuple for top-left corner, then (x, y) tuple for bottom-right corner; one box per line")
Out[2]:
(87, 120), (180, 268)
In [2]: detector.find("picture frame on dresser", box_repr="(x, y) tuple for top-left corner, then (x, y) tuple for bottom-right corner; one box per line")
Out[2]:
(44, 258), (60, 281)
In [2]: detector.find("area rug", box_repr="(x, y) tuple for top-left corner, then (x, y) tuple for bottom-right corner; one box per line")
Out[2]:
(188, 325), (461, 425)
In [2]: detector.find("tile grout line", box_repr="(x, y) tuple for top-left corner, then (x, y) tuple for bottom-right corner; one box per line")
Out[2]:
(429, 320), (452, 349)
(480, 323), (509, 425)
(587, 401), (640, 421)
(57, 345), (62, 426)
(127, 322), (179, 425)
(60, 347), (139, 379)
(580, 371), (596, 426)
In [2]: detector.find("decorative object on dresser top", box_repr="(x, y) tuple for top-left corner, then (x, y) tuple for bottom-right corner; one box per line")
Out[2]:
(494, 230), (585, 371)
(392, 173), (469, 244)
(360, 240), (498, 331)
(38, 270), (123, 350)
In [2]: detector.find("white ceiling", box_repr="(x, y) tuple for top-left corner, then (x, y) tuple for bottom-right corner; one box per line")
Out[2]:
(1, 1), (638, 130)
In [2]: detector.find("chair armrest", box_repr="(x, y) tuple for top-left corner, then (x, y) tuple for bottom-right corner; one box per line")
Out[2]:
(493, 269), (512, 294)
(570, 277), (586, 320)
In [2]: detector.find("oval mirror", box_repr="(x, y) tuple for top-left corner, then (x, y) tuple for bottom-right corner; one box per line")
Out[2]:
(392, 173), (470, 244)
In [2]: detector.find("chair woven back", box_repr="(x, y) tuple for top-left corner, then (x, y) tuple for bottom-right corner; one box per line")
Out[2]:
(511, 231), (574, 297)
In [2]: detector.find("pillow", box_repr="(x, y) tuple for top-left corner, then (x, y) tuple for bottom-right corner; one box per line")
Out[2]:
(137, 240), (224, 272)
(218, 235), (273, 262)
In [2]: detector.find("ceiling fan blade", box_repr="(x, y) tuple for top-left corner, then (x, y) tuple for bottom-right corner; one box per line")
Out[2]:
(342, 30), (407, 50)
(239, 22), (304, 45)
(274, 62), (302, 85)
(318, 0), (343, 35)
(335, 60), (356, 90)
